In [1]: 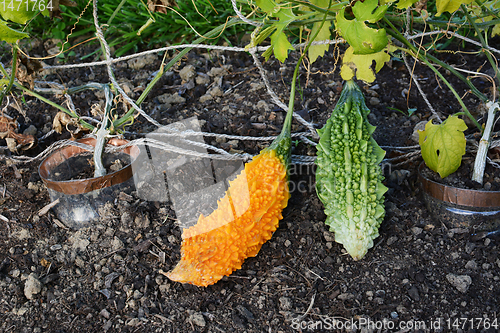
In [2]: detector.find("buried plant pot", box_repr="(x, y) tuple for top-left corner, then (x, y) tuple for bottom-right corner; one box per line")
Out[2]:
(39, 137), (140, 229)
(419, 162), (500, 233)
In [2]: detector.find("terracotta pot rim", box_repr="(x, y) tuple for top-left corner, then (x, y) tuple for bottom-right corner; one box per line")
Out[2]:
(418, 162), (500, 208)
(39, 137), (139, 195)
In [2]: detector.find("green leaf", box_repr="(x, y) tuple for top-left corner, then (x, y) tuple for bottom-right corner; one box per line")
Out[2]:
(308, 20), (331, 63)
(470, 0), (500, 37)
(254, 0), (297, 62)
(255, 0), (276, 13)
(418, 116), (467, 178)
(0, 0), (38, 24)
(0, 78), (9, 88)
(396, 0), (419, 9)
(436, 0), (474, 16)
(270, 27), (294, 62)
(340, 46), (392, 83)
(336, 0), (389, 55)
(308, 0), (332, 64)
(0, 18), (28, 43)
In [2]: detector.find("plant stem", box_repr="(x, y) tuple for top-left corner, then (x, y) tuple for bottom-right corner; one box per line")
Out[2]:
(421, 56), (483, 130)
(474, 0), (500, 20)
(13, 82), (95, 130)
(283, 0), (332, 136)
(288, 0), (346, 15)
(384, 19), (488, 103)
(384, 15), (500, 30)
(472, 102), (499, 184)
(461, 4), (500, 184)
(93, 85), (113, 178)
(462, 4), (500, 95)
(107, 0), (128, 26)
(0, 46), (18, 106)
(383, 18), (484, 132)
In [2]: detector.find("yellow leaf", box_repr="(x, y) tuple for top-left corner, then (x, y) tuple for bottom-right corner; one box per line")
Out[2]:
(418, 116), (467, 178)
(436, 0), (474, 16)
(340, 46), (391, 83)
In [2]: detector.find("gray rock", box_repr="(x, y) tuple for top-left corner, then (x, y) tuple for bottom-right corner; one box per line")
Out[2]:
(121, 212), (133, 225)
(208, 86), (223, 97)
(369, 97), (380, 106)
(23, 125), (37, 136)
(24, 274), (42, 300)
(199, 94), (213, 103)
(157, 93), (186, 108)
(208, 66), (230, 77)
(111, 237), (125, 251)
(256, 100), (270, 112)
(412, 120), (427, 143)
(127, 53), (157, 70)
(324, 256), (334, 264)
(70, 232), (90, 252)
(179, 65), (196, 82)
(446, 274), (472, 293)
(408, 286), (420, 301)
(134, 215), (150, 229)
(189, 312), (206, 327)
(465, 260), (478, 270)
(196, 73), (210, 85)
(279, 296), (292, 310)
(236, 305), (254, 321)
(100, 309), (110, 319)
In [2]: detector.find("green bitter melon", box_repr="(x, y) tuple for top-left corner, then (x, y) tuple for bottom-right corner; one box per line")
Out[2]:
(315, 80), (387, 260)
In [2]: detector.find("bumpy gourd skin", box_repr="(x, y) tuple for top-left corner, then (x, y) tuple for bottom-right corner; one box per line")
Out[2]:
(315, 80), (387, 261)
(166, 148), (290, 287)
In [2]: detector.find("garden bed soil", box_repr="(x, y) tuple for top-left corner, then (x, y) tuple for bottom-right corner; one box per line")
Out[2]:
(0, 41), (499, 333)
(420, 154), (500, 191)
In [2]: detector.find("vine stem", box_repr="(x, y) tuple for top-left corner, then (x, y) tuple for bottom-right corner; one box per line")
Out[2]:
(472, 102), (499, 184)
(281, 0), (332, 137)
(93, 84), (113, 177)
(462, 4), (500, 97)
(0, 46), (18, 107)
(383, 18), (484, 132)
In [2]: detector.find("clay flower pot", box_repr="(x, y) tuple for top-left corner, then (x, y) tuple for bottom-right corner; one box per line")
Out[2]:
(39, 137), (139, 229)
(419, 162), (500, 232)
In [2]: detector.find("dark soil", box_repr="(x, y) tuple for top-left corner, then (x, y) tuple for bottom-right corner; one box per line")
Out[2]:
(49, 152), (131, 181)
(0, 39), (500, 333)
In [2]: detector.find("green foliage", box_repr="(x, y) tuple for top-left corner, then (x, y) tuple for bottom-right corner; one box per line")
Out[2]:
(307, 0), (332, 63)
(335, 0), (388, 55)
(0, 19), (28, 42)
(0, 0), (39, 25)
(256, 0), (297, 62)
(418, 116), (468, 178)
(53, 0), (249, 57)
(436, 0), (474, 16)
(0, 0), (43, 43)
(315, 80), (387, 261)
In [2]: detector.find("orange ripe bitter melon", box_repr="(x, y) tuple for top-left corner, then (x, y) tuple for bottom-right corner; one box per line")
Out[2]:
(164, 108), (293, 287)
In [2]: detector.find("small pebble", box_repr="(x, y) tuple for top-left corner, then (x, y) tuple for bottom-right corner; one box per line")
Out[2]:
(446, 274), (472, 293)
(369, 97), (380, 106)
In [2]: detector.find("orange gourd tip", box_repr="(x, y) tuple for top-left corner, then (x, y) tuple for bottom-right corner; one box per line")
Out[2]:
(163, 148), (290, 287)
